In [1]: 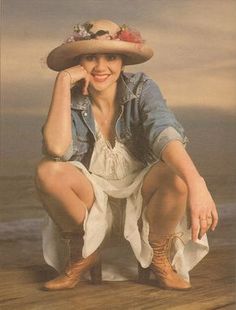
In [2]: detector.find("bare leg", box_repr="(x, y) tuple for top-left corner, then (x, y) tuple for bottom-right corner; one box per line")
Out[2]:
(35, 158), (95, 233)
(35, 159), (102, 290)
(140, 161), (191, 289)
(141, 161), (187, 240)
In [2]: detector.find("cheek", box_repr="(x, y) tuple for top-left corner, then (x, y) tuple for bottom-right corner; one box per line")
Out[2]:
(113, 63), (123, 75)
(117, 60), (123, 70)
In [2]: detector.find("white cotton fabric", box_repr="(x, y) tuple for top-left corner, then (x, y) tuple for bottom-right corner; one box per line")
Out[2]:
(42, 124), (209, 282)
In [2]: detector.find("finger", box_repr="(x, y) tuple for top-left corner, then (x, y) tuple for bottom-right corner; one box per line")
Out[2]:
(82, 74), (90, 96)
(186, 208), (191, 230)
(207, 216), (213, 229)
(191, 216), (200, 242)
(211, 208), (219, 231)
(199, 218), (208, 239)
(206, 212), (212, 224)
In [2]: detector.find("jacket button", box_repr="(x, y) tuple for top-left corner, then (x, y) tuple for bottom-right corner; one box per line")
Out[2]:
(83, 112), (87, 117)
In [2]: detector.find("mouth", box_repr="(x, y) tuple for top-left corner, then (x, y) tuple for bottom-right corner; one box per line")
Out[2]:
(91, 73), (111, 82)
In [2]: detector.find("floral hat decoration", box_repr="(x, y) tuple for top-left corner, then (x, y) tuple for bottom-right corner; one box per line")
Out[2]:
(47, 19), (154, 71)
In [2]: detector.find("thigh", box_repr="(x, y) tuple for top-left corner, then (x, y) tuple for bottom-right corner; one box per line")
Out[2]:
(35, 158), (95, 208)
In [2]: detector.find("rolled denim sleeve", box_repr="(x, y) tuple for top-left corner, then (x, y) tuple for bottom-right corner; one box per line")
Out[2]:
(153, 126), (188, 160)
(139, 78), (188, 159)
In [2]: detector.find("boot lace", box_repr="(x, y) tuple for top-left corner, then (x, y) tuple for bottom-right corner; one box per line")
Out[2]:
(150, 232), (185, 275)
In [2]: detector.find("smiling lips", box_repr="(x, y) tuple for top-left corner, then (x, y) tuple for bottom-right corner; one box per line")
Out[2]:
(92, 73), (111, 82)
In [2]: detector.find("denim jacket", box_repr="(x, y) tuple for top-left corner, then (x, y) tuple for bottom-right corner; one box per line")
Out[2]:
(42, 71), (188, 168)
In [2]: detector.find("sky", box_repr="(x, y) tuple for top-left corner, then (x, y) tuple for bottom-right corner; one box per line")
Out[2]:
(2, 0), (236, 116)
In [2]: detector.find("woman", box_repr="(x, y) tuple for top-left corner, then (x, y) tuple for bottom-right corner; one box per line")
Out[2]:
(35, 19), (218, 291)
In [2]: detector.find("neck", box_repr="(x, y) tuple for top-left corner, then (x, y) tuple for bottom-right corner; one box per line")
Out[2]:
(89, 82), (117, 111)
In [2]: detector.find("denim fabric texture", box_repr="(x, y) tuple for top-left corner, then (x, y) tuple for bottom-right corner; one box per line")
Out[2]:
(42, 71), (188, 167)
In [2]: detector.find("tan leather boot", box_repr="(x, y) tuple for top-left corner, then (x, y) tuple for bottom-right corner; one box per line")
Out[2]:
(43, 229), (102, 290)
(139, 233), (191, 290)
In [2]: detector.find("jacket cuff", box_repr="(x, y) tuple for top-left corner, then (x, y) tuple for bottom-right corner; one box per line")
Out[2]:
(152, 126), (189, 160)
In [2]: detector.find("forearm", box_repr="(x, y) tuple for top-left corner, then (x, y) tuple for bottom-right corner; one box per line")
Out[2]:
(162, 140), (218, 240)
(43, 72), (72, 157)
(161, 140), (203, 190)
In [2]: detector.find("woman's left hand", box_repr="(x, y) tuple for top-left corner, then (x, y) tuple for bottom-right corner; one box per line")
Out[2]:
(187, 177), (218, 241)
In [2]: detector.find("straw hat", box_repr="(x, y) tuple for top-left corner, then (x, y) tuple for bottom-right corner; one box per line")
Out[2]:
(47, 19), (154, 71)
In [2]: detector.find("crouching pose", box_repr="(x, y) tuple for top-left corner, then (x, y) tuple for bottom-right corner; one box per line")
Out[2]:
(35, 19), (218, 291)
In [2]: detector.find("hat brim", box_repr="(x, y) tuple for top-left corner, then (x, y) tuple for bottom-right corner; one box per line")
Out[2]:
(47, 39), (154, 71)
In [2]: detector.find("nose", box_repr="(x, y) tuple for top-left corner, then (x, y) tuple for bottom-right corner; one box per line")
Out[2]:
(94, 56), (108, 71)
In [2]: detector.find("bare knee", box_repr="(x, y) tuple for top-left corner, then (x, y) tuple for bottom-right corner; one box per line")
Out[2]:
(142, 162), (187, 201)
(35, 159), (67, 193)
(160, 167), (187, 197)
(35, 159), (95, 208)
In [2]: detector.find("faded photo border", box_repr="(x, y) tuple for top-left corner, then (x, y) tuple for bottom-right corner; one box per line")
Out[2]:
(1, 0), (236, 308)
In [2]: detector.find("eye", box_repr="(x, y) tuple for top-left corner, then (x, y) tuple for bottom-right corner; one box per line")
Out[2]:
(84, 54), (96, 61)
(106, 54), (118, 61)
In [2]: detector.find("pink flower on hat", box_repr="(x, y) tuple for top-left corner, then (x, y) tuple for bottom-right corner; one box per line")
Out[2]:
(116, 25), (144, 44)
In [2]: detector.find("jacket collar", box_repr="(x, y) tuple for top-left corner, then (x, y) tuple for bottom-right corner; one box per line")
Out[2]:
(71, 72), (137, 111)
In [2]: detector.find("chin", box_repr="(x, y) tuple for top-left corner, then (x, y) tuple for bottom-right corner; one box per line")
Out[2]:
(90, 84), (107, 92)
(90, 79), (117, 92)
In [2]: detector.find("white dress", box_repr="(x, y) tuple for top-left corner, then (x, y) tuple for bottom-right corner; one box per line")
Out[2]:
(42, 122), (209, 282)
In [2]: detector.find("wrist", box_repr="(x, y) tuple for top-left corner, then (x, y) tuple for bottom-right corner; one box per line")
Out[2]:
(57, 71), (73, 86)
(186, 175), (205, 191)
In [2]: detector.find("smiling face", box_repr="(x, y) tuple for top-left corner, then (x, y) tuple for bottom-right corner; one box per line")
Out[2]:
(79, 53), (123, 93)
